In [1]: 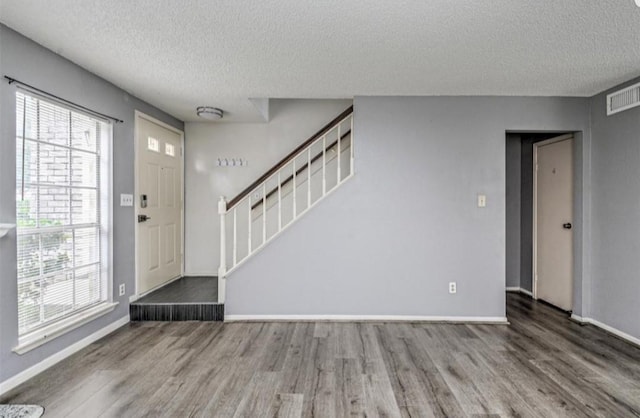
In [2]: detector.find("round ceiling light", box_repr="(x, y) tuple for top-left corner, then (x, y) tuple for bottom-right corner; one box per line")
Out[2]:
(196, 106), (223, 120)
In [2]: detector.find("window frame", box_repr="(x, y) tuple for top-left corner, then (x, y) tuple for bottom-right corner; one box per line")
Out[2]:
(13, 89), (116, 354)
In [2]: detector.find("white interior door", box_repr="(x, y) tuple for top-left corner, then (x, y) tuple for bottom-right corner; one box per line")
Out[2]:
(136, 114), (183, 294)
(534, 135), (573, 311)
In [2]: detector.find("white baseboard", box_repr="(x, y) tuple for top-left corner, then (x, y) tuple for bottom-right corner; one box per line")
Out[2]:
(506, 287), (533, 297)
(570, 314), (640, 347)
(182, 272), (217, 277)
(0, 315), (130, 396)
(225, 315), (509, 324)
(570, 313), (586, 322)
(519, 288), (533, 297)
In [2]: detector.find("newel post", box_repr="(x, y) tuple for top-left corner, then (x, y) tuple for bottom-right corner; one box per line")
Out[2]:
(218, 196), (227, 304)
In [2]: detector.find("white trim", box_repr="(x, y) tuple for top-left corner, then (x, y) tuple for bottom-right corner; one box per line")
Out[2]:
(225, 315), (509, 324)
(14, 97), (114, 341)
(519, 288), (533, 297)
(533, 134), (574, 148)
(570, 314), (640, 347)
(506, 287), (533, 297)
(133, 111), (185, 300)
(134, 111), (184, 136)
(183, 272), (218, 277)
(1, 314), (130, 396)
(570, 313), (586, 322)
(13, 302), (119, 355)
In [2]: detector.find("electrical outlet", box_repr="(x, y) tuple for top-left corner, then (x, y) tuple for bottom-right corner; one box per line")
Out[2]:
(449, 282), (457, 294)
(119, 284), (126, 296)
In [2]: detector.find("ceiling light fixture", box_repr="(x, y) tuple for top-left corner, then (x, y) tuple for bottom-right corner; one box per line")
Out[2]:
(197, 106), (223, 120)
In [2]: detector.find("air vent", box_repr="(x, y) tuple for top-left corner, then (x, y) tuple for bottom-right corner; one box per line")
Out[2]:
(607, 81), (640, 116)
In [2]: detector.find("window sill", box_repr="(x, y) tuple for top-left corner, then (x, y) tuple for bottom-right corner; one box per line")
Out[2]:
(13, 302), (119, 355)
(0, 223), (15, 238)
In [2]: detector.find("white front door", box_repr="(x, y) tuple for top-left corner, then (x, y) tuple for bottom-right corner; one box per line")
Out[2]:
(534, 135), (573, 311)
(136, 114), (183, 294)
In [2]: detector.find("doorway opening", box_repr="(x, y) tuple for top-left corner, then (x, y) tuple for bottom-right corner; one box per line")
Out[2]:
(505, 132), (579, 313)
(134, 111), (185, 299)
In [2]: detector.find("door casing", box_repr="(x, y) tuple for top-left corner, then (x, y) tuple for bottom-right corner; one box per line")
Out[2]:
(133, 111), (185, 300)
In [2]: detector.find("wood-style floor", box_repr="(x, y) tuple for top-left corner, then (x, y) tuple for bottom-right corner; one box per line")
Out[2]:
(2, 293), (640, 417)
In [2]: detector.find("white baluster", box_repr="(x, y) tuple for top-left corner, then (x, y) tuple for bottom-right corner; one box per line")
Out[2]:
(337, 123), (342, 183)
(322, 135), (327, 195)
(248, 195), (252, 255)
(350, 115), (354, 175)
(232, 208), (237, 266)
(277, 172), (282, 230)
(262, 183), (267, 244)
(218, 196), (227, 303)
(307, 147), (312, 207)
(293, 159), (297, 217)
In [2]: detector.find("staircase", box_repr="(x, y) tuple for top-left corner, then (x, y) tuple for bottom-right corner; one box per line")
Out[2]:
(217, 106), (354, 302)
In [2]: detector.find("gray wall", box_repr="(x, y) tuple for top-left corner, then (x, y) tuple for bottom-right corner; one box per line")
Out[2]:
(184, 99), (352, 275)
(505, 134), (521, 288)
(0, 25), (183, 382)
(226, 96), (590, 318)
(589, 78), (640, 339)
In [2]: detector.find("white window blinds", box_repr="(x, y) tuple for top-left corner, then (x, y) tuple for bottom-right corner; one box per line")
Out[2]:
(16, 91), (110, 336)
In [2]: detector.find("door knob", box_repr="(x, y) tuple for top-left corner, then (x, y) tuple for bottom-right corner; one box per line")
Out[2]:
(563, 223), (572, 229)
(138, 214), (151, 223)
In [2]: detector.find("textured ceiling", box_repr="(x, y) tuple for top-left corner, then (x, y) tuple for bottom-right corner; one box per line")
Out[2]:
(2, 0), (640, 122)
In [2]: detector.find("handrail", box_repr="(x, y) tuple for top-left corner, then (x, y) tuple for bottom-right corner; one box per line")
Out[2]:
(250, 129), (351, 211)
(227, 105), (353, 209)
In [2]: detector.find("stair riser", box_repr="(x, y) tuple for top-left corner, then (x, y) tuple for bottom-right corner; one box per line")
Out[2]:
(130, 303), (224, 321)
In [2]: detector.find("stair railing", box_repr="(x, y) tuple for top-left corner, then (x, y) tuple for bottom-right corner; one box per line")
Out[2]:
(217, 107), (354, 301)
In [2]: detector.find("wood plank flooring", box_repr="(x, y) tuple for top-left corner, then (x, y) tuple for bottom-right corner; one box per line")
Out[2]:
(2, 293), (640, 417)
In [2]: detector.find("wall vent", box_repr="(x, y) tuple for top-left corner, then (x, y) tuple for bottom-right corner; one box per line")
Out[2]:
(607, 81), (640, 116)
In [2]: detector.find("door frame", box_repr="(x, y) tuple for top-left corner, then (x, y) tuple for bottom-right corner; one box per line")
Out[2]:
(132, 111), (185, 301)
(532, 133), (574, 302)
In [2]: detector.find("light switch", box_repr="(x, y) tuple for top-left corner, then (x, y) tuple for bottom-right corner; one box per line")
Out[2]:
(120, 194), (134, 207)
(477, 194), (486, 208)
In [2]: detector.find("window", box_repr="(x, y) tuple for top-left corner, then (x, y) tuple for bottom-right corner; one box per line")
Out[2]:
(165, 143), (175, 157)
(147, 136), (159, 152)
(15, 91), (112, 341)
